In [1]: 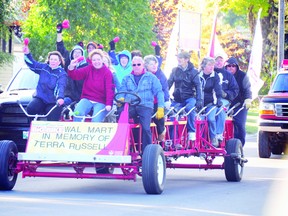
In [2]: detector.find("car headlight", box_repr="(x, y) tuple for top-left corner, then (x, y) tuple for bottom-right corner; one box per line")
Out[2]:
(259, 102), (275, 115)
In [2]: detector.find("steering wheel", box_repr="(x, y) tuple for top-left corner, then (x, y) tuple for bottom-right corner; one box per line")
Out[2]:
(114, 91), (141, 106)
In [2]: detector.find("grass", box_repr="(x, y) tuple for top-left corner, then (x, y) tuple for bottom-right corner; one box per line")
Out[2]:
(246, 108), (259, 134)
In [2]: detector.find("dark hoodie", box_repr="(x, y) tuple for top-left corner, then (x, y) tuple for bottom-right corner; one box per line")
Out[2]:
(56, 41), (87, 71)
(214, 67), (239, 102)
(225, 57), (252, 106)
(56, 41), (88, 102)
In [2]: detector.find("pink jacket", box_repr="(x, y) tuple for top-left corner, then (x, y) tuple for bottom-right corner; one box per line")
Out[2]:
(68, 64), (115, 106)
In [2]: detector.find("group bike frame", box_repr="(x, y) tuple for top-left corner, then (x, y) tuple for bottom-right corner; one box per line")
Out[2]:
(1, 92), (247, 193)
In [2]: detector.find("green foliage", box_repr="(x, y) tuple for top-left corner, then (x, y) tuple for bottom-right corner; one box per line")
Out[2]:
(0, 0), (19, 66)
(220, 10), (248, 28)
(22, 0), (156, 60)
(1, 0), (21, 24)
(0, 52), (14, 66)
(246, 109), (259, 134)
(213, 0), (279, 95)
(218, 0), (270, 17)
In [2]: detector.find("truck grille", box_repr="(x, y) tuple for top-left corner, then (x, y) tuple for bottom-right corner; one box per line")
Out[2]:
(0, 104), (30, 124)
(275, 103), (288, 117)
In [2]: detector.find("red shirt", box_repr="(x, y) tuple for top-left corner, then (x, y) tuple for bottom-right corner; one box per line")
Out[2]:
(68, 64), (115, 106)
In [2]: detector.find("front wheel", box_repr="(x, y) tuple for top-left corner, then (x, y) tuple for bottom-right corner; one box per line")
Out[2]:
(142, 144), (166, 194)
(258, 131), (271, 158)
(0, 140), (18, 190)
(224, 138), (244, 182)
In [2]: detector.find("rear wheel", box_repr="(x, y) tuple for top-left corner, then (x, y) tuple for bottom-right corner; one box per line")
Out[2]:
(142, 144), (166, 194)
(258, 131), (271, 158)
(0, 140), (18, 190)
(224, 139), (244, 182)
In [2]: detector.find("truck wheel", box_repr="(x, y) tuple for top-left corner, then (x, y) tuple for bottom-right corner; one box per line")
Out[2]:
(258, 131), (271, 158)
(0, 140), (18, 190)
(142, 144), (166, 194)
(224, 139), (243, 182)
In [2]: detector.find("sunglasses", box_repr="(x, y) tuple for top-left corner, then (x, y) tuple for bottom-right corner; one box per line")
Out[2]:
(226, 64), (236, 68)
(132, 63), (142, 67)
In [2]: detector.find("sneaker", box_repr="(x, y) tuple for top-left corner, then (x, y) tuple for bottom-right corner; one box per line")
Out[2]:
(216, 134), (223, 142)
(211, 137), (219, 147)
(175, 143), (183, 150)
(158, 128), (166, 141)
(188, 132), (196, 141)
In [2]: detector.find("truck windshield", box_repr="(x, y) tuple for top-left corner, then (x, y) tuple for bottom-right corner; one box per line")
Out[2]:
(7, 68), (39, 91)
(270, 74), (288, 93)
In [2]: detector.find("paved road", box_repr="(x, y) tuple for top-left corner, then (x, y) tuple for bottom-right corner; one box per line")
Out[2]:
(0, 134), (287, 216)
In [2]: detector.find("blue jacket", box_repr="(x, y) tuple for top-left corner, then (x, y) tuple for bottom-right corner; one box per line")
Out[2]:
(120, 72), (164, 109)
(24, 53), (67, 104)
(154, 69), (170, 102)
(225, 57), (252, 106)
(214, 67), (239, 102)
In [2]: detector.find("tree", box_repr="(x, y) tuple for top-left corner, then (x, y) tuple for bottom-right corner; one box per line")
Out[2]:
(0, 0), (17, 66)
(217, 0), (280, 94)
(0, 0), (35, 66)
(22, 0), (156, 60)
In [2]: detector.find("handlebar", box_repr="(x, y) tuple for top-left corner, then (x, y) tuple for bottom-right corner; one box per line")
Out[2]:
(215, 102), (231, 116)
(204, 105), (217, 116)
(151, 104), (180, 119)
(225, 102), (247, 117)
(232, 106), (245, 117)
(18, 100), (58, 120)
(196, 103), (213, 118)
(71, 108), (106, 122)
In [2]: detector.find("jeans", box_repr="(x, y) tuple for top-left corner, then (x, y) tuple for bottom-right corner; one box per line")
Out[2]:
(171, 97), (196, 132)
(73, 98), (107, 122)
(118, 105), (153, 152)
(206, 105), (217, 139)
(216, 99), (230, 136)
(27, 97), (62, 121)
(233, 106), (248, 146)
(152, 104), (165, 135)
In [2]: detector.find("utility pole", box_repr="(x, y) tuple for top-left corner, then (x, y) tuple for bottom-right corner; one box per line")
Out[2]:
(277, 0), (285, 69)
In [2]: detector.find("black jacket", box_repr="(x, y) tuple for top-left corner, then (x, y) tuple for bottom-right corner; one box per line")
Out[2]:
(225, 57), (252, 106)
(168, 62), (202, 103)
(199, 71), (222, 106)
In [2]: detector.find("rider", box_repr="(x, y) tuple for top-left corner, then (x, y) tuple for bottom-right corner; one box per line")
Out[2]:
(118, 56), (164, 152)
(68, 49), (115, 122)
(23, 44), (67, 121)
(108, 39), (132, 84)
(167, 51), (203, 141)
(144, 54), (170, 141)
(225, 56), (252, 146)
(56, 22), (88, 106)
(214, 54), (239, 143)
(199, 57), (223, 147)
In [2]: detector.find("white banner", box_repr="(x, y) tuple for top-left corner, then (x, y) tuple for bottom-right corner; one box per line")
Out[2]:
(247, 9), (264, 100)
(178, 10), (201, 51)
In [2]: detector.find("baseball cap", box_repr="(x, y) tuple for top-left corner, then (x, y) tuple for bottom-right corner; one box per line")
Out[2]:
(177, 51), (191, 59)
